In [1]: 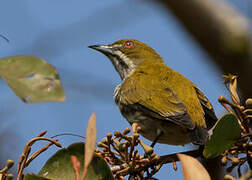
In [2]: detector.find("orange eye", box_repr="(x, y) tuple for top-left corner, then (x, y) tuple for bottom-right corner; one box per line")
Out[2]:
(124, 41), (134, 48)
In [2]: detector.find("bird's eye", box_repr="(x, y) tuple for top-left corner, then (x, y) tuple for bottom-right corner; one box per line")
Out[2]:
(124, 41), (134, 48)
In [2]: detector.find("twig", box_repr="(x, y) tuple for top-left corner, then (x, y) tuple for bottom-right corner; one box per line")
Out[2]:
(17, 132), (62, 180)
(38, 131), (47, 137)
(25, 141), (57, 167)
(218, 96), (247, 133)
(50, 133), (85, 139)
(129, 123), (139, 160)
(0, 160), (14, 174)
(0, 160), (14, 180)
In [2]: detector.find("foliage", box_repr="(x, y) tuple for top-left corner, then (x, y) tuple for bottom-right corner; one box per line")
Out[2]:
(178, 154), (210, 180)
(0, 56), (65, 103)
(203, 113), (241, 158)
(39, 143), (113, 180)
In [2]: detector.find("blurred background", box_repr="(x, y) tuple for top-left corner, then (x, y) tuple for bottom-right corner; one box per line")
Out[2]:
(0, 0), (251, 179)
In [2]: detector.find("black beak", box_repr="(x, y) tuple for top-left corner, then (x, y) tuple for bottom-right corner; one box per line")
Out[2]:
(88, 44), (113, 54)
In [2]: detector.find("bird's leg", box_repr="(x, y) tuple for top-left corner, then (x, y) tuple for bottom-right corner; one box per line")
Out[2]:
(150, 129), (163, 148)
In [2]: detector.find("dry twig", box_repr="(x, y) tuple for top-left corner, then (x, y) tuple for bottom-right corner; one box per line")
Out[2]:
(17, 131), (62, 180)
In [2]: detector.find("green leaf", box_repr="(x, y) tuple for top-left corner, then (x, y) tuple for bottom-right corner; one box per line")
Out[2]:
(0, 56), (65, 103)
(203, 113), (241, 158)
(39, 143), (114, 180)
(24, 174), (51, 180)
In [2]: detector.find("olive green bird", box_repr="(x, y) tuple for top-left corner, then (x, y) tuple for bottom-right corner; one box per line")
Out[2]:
(89, 39), (217, 146)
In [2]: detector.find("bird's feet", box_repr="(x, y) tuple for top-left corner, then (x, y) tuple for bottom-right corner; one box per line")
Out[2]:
(150, 129), (164, 148)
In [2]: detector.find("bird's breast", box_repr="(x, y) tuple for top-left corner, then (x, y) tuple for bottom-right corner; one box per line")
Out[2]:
(114, 84), (123, 108)
(125, 107), (190, 145)
(114, 95), (191, 145)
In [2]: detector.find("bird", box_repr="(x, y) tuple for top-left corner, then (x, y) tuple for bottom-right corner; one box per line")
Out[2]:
(89, 39), (217, 146)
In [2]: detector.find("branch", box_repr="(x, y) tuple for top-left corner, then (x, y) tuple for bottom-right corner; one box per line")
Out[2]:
(17, 131), (62, 180)
(157, 0), (252, 100)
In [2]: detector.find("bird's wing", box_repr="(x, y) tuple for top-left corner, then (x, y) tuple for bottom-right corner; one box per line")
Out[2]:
(193, 85), (218, 129)
(118, 73), (195, 130)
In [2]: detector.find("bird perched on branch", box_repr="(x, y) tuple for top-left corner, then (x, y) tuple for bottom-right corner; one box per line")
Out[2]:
(89, 39), (217, 146)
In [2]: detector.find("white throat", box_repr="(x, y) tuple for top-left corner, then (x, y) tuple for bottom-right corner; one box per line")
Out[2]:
(109, 50), (136, 80)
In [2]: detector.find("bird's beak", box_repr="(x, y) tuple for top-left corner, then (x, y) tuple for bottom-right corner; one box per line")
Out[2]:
(88, 45), (113, 54)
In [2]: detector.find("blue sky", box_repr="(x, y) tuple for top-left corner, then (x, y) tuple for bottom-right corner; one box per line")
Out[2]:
(0, 0), (250, 179)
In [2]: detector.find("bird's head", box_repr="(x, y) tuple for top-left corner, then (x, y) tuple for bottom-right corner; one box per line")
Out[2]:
(89, 39), (163, 79)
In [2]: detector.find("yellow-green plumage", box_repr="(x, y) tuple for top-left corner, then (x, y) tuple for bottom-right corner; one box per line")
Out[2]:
(89, 39), (217, 145)
(117, 60), (207, 127)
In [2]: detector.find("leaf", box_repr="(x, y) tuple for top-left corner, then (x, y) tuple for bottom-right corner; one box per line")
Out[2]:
(39, 143), (113, 180)
(222, 74), (240, 104)
(178, 154), (210, 180)
(203, 113), (241, 158)
(83, 113), (97, 179)
(24, 174), (51, 180)
(230, 77), (240, 105)
(0, 56), (65, 103)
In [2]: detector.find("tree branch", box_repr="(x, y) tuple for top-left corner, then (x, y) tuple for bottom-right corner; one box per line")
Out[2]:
(157, 0), (252, 100)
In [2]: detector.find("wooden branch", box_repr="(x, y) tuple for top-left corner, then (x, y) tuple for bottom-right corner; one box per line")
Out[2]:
(157, 0), (252, 100)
